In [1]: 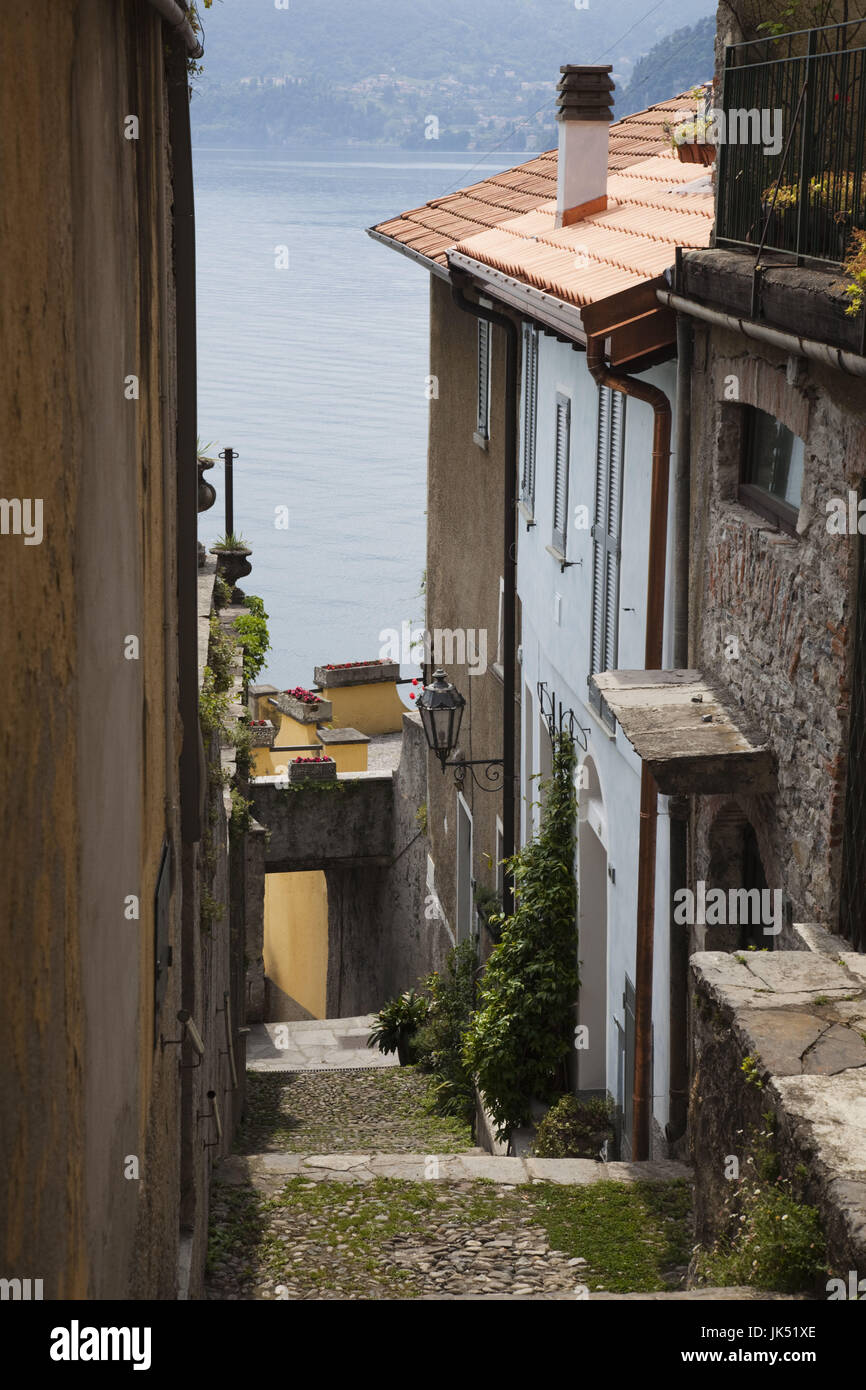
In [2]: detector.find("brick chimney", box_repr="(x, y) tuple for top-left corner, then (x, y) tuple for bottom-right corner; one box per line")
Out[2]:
(555, 65), (615, 228)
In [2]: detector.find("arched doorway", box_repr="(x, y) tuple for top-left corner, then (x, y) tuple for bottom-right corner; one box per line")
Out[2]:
(706, 803), (773, 951)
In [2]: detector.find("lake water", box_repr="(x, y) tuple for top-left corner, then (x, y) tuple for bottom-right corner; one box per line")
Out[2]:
(193, 146), (535, 692)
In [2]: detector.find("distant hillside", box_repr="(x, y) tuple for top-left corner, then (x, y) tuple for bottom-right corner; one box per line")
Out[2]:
(191, 0), (717, 148)
(618, 16), (715, 116)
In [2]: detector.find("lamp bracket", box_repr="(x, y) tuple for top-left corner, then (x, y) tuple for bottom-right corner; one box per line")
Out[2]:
(445, 757), (504, 792)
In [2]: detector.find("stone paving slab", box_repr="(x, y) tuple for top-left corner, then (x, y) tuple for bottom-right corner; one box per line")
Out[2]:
(246, 1016), (398, 1072)
(216, 1151), (694, 1190)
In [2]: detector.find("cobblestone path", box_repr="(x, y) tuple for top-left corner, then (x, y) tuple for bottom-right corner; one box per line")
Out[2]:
(206, 1065), (694, 1301)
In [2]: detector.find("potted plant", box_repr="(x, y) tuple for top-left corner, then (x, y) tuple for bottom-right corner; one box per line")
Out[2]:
(664, 85), (716, 165)
(209, 531), (253, 596)
(287, 754), (337, 783)
(249, 718), (276, 748)
(367, 990), (430, 1065)
(314, 659), (400, 688)
(761, 173), (866, 261)
(275, 685), (333, 723)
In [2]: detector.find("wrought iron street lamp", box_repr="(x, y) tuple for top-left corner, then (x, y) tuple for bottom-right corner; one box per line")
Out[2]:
(417, 667), (503, 790)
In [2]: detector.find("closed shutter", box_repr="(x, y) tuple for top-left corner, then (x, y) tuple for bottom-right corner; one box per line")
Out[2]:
(477, 320), (490, 439)
(589, 385), (625, 726)
(552, 392), (570, 553)
(521, 324), (538, 509)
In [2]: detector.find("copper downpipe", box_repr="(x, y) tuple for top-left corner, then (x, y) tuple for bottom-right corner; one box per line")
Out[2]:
(586, 335), (672, 1160)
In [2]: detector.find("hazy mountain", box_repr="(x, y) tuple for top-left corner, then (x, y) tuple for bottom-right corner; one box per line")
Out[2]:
(618, 15), (715, 115)
(191, 0), (718, 148)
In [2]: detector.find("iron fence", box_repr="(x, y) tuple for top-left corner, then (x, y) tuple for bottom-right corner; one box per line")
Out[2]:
(715, 20), (866, 268)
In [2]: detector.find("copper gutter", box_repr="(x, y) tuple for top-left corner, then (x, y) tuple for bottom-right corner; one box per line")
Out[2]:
(586, 334), (672, 1161)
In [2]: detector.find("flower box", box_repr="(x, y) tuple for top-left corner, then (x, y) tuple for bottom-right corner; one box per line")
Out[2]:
(272, 691), (332, 723)
(249, 719), (276, 748)
(288, 756), (337, 783)
(675, 141), (715, 166)
(314, 659), (399, 688)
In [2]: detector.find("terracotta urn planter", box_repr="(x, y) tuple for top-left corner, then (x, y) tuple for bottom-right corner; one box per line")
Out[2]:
(288, 756), (337, 784)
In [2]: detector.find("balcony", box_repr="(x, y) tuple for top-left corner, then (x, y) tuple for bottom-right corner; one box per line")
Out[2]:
(715, 21), (866, 270)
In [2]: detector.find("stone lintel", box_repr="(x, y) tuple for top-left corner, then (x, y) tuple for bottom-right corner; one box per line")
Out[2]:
(591, 669), (776, 795)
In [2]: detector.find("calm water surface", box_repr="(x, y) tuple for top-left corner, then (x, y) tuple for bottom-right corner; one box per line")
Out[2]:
(194, 146), (534, 689)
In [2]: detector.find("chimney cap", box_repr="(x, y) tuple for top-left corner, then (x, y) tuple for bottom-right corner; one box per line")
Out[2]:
(556, 65), (614, 122)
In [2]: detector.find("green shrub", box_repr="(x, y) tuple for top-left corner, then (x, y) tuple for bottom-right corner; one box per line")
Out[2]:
(233, 594), (271, 686)
(463, 730), (579, 1141)
(414, 940), (477, 1121)
(368, 991), (429, 1064)
(533, 1094), (615, 1160)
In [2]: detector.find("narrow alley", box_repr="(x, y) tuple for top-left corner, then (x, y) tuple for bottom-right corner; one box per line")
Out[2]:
(204, 1019), (780, 1302)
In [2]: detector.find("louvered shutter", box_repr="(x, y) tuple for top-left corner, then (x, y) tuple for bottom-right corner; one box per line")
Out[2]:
(477, 320), (490, 439)
(589, 386), (626, 726)
(552, 394), (570, 552)
(521, 324), (538, 509)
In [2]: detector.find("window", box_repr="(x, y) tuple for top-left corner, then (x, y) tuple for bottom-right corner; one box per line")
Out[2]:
(521, 323), (538, 512)
(552, 392), (571, 554)
(739, 407), (804, 534)
(475, 320), (491, 443)
(588, 385), (625, 728)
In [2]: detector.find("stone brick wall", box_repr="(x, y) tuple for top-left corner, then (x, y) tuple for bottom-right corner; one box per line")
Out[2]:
(688, 323), (866, 930)
(690, 949), (866, 1279)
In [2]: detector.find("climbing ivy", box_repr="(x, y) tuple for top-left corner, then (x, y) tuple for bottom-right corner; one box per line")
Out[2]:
(463, 730), (579, 1141)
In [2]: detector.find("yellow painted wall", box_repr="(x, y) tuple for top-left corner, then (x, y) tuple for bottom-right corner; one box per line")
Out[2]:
(264, 871), (328, 1019)
(272, 708), (321, 745)
(324, 741), (368, 773)
(324, 681), (408, 735)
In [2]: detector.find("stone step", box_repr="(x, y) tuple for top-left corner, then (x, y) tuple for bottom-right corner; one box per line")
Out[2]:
(423, 1288), (806, 1301)
(216, 1151), (693, 1192)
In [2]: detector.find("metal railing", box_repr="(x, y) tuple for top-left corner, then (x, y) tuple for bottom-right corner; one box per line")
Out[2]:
(715, 20), (866, 268)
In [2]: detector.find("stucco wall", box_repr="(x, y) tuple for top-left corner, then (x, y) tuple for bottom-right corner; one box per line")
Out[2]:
(516, 333), (679, 1149)
(425, 274), (520, 950)
(0, 0), (186, 1300)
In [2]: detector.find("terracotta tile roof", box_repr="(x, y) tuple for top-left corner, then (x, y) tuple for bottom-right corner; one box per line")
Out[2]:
(370, 92), (714, 310)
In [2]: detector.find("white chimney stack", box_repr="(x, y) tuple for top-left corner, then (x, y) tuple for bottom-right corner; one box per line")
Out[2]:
(555, 65), (615, 228)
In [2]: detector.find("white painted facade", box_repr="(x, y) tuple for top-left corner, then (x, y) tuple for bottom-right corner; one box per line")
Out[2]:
(516, 327), (678, 1154)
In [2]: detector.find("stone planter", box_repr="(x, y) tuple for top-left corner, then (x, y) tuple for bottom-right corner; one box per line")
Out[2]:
(273, 692), (332, 723)
(288, 757), (337, 784)
(197, 456), (216, 513)
(210, 545), (252, 591)
(315, 660), (399, 688)
(249, 719), (276, 748)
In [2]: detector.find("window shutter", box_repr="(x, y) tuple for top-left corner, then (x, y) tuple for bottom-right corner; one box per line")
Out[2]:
(521, 324), (538, 509)
(552, 393), (570, 553)
(477, 320), (490, 439)
(589, 386), (625, 725)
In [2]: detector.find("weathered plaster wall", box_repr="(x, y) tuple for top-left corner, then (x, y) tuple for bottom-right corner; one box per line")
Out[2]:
(426, 274), (520, 950)
(688, 324), (866, 930)
(0, 0), (187, 1301)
